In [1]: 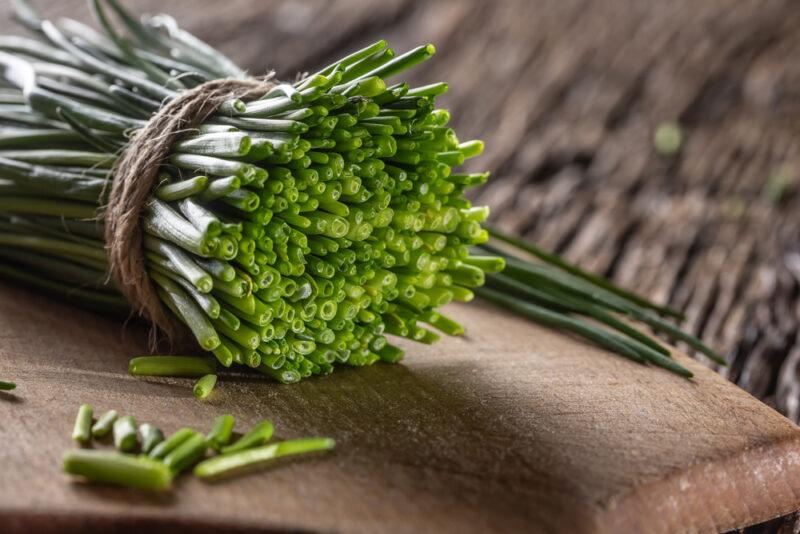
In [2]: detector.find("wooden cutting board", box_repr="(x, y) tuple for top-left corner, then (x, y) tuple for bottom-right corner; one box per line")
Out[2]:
(0, 282), (799, 533)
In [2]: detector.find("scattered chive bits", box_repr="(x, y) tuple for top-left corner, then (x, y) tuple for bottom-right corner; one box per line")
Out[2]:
(113, 415), (138, 452)
(63, 450), (173, 491)
(193, 373), (217, 399)
(194, 437), (335, 479)
(91, 409), (118, 438)
(0, 1), (500, 384)
(71, 404), (93, 444)
(62, 405), (333, 490)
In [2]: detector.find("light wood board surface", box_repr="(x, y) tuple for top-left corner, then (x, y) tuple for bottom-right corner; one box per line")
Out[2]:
(1, 283), (799, 533)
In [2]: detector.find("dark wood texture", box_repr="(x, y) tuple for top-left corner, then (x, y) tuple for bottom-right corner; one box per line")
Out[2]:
(1, 0), (800, 531)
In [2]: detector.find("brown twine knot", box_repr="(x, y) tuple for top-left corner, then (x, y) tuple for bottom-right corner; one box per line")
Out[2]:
(105, 77), (275, 343)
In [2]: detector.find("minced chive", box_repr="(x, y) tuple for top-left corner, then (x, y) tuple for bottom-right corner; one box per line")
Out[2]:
(139, 423), (164, 454)
(71, 404), (93, 444)
(193, 373), (217, 399)
(91, 410), (118, 438)
(195, 437), (335, 479)
(112, 415), (138, 452)
(63, 449), (172, 490)
(148, 427), (195, 460)
(206, 414), (235, 451)
(220, 420), (274, 455)
(162, 432), (208, 474)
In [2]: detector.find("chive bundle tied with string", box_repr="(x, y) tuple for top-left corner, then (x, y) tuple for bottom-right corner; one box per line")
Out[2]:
(0, 0), (721, 383)
(0, 0), (500, 383)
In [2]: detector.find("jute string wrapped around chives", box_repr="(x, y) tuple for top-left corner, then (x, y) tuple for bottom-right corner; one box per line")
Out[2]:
(106, 78), (275, 340)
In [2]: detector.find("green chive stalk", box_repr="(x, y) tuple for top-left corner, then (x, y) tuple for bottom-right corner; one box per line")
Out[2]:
(63, 449), (172, 490)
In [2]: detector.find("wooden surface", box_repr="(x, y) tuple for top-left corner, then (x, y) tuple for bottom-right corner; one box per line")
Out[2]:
(2, 0), (800, 531)
(2, 284), (800, 533)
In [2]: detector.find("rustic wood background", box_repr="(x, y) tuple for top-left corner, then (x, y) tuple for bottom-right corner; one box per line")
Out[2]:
(3, 0), (800, 531)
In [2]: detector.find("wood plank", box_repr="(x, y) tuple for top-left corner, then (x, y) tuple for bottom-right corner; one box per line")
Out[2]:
(1, 283), (799, 533)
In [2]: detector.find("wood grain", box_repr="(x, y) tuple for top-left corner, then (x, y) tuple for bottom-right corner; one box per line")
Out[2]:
(1, 284), (800, 533)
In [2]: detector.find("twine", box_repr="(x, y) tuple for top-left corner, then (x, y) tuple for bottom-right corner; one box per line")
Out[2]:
(105, 77), (275, 341)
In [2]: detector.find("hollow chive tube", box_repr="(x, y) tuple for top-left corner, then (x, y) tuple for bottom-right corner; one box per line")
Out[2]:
(162, 432), (208, 474)
(193, 374), (217, 399)
(91, 409), (118, 438)
(71, 404), (93, 444)
(128, 356), (217, 377)
(0, 380), (16, 390)
(113, 415), (138, 452)
(63, 450), (173, 491)
(149, 427), (196, 460)
(195, 437), (336, 479)
(206, 414), (235, 451)
(220, 420), (274, 454)
(139, 423), (164, 455)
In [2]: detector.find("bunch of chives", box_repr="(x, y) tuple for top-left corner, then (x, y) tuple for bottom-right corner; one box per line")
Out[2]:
(0, 1), (720, 381)
(0, 0), (500, 383)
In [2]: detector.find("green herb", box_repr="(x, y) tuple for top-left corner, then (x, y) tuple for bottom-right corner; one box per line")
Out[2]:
(63, 449), (172, 490)
(0, 380), (15, 390)
(91, 409), (117, 438)
(193, 373), (217, 399)
(128, 356), (217, 377)
(195, 437), (335, 479)
(162, 432), (208, 474)
(221, 420), (274, 454)
(112, 415), (138, 452)
(139, 423), (164, 454)
(0, 1), (500, 384)
(206, 414), (235, 451)
(148, 427), (195, 459)
(71, 404), (93, 443)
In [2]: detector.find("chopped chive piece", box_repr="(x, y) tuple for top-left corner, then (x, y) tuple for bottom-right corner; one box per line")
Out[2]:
(91, 410), (118, 438)
(206, 414), (235, 451)
(128, 356), (217, 377)
(195, 437), (335, 479)
(112, 415), (138, 452)
(63, 449), (172, 490)
(148, 427), (195, 460)
(193, 373), (217, 399)
(71, 404), (93, 444)
(162, 432), (208, 474)
(139, 423), (164, 455)
(0, 380), (16, 390)
(220, 420), (274, 454)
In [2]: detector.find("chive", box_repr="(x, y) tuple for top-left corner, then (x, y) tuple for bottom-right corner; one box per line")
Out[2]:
(195, 437), (335, 479)
(91, 409), (118, 438)
(220, 420), (274, 454)
(113, 415), (138, 452)
(148, 427), (196, 460)
(139, 423), (164, 454)
(128, 356), (217, 377)
(71, 404), (93, 444)
(206, 414), (235, 451)
(193, 373), (217, 399)
(162, 432), (208, 474)
(485, 225), (684, 319)
(0, 380), (16, 390)
(63, 450), (172, 491)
